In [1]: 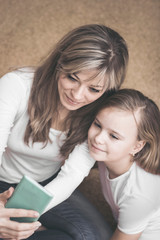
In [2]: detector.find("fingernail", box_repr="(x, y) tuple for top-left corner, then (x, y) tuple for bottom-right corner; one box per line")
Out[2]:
(36, 223), (41, 227)
(35, 226), (40, 230)
(34, 212), (40, 217)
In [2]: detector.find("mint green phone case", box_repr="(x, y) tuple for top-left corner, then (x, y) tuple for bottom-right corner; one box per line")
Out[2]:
(5, 175), (53, 222)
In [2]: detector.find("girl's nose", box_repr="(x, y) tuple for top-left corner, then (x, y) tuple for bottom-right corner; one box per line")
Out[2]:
(94, 131), (105, 145)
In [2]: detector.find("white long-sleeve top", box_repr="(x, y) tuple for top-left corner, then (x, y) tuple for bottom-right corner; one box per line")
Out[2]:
(0, 68), (95, 210)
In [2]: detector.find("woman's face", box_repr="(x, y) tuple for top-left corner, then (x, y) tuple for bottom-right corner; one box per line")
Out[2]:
(58, 69), (106, 111)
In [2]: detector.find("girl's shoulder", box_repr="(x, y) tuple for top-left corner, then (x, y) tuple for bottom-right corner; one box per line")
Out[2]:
(104, 162), (160, 205)
(122, 163), (160, 206)
(117, 164), (160, 235)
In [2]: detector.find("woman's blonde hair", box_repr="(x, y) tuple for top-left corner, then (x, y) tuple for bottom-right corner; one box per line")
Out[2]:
(95, 89), (160, 174)
(24, 24), (128, 151)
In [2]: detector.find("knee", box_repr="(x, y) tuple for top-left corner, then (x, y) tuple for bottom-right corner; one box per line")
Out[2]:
(68, 222), (112, 240)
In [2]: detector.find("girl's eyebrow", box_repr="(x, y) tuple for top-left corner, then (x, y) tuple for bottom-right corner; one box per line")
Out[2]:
(112, 130), (125, 140)
(95, 117), (101, 123)
(96, 116), (125, 139)
(90, 84), (104, 88)
(73, 73), (79, 79)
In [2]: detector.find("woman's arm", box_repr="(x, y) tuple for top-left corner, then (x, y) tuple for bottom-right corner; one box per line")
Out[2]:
(0, 71), (42, 239)
(44, 142), (95, 211)
(0, 188), (41, 239)
(110, 228), (142, 240)
(0, 72), (25, 164)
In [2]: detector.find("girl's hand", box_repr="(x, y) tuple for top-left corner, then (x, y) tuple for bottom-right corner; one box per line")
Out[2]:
(0, 187), (41, 239)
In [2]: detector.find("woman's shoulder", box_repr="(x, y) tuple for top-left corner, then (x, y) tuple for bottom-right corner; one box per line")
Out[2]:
(0, 67), (35, 107)
(0, 67), (34, 86)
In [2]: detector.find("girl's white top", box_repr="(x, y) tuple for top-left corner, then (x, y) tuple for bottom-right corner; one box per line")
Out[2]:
(0, 68), (95, 210)
(98, 161), (160, 239)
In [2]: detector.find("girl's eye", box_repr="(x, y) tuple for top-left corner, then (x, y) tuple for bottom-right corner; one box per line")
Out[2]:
(67, 74), (78, 82)
(110, 134), (119, 140)
(89, 87), (100, 93)
(94, 121), (101, 128)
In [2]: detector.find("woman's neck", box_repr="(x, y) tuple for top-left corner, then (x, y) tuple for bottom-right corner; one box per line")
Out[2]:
(51, 105), (70, 131)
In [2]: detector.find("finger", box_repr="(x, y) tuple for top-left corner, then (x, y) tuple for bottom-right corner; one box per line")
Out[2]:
(0, 218), (41, 231)
(36, 225), (47, 231)
(0, 187), (14, 206)
(2, 238), (12, 240)
(1, 207), (39, 219)
(0, 223), (40, 238)
(0, 231), (35, 239)
(0, 228), (35, 239)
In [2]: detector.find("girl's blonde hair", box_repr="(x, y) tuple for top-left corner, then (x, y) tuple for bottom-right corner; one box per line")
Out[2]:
(96, 89), (160, 174)
(24, 24), (128, 151)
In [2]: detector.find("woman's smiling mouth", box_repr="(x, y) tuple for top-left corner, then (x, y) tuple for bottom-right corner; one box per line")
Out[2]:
(65, 94), (82, 105)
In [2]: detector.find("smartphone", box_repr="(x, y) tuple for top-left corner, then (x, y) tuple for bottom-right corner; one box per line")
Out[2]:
(5, 175), (53, 222)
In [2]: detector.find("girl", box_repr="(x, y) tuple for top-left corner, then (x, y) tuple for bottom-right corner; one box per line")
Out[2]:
(0, 24), (128, 239)
(88, 88), (160, 240)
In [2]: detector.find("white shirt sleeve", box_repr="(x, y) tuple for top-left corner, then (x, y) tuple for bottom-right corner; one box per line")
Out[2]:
(0, 72), (25, 165)
(44, 141), (95, 211)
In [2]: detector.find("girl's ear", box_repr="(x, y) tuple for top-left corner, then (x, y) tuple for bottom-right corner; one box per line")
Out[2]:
(131, 140), (146, 156)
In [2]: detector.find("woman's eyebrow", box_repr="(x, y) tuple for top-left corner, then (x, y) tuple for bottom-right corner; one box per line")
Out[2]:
(73, 73), (104, 88)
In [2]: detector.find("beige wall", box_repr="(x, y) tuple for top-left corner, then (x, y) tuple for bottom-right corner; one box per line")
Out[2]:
(0, 0), (160, 106)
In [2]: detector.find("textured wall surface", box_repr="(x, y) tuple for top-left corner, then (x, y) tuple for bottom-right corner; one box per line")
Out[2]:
(0, 0), (159, 105)
(0, 0), (159, 228)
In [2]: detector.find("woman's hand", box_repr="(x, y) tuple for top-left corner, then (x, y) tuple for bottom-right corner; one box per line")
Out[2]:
(0, 187), (41, 239)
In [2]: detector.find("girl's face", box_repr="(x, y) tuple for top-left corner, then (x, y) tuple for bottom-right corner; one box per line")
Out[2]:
(88, 107), (143, 168)
(58, 69), (106, 111)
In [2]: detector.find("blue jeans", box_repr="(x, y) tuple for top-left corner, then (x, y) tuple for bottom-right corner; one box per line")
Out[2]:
(0, 178), (113, 240)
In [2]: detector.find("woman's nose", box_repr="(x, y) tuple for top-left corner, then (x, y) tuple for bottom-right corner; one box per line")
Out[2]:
(71, 86), (84, 100)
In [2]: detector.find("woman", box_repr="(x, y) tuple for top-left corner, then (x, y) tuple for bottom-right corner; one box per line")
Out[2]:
(0, 24), (128, 239)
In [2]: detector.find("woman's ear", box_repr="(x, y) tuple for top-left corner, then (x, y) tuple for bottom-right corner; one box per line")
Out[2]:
(131, 140), (146, 156)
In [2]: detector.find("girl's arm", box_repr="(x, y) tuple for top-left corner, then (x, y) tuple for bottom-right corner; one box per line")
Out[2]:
(0, 188), (41, 239)
(110, 228), (142, 240)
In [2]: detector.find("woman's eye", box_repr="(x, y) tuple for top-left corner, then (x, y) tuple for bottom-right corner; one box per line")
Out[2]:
(110, 134), (119, 140)
(89, 87), (100, 93)
(94, 121), (101, 128)
(67, 74), (77, 82)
